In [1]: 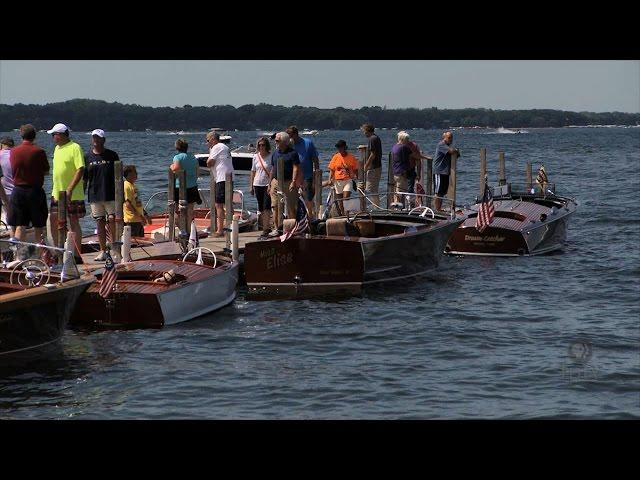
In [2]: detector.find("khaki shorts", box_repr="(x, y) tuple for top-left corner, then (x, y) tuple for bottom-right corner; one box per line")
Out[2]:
(334, 179), (353, 194)
(90, 201), (116, 219)
(394, 174), (408, 194)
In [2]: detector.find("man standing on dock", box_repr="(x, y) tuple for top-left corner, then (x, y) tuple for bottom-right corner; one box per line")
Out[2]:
(268, 132), (300, 232)
(206, 131), (234, 237)
(433, 131), (460, 212)
(84, 129), (118, 260)
(47, 123), (85, 251)
(8, 125), (49, 242)
(361, 123), (382, 208)
(286, 126), (319, 219)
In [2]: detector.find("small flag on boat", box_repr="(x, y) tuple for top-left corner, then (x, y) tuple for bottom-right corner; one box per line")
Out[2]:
(280, 196), (309, 242)
(536, 164), (548, 190)
(475, 178), (495, 234)
(99, 250), (118, 298)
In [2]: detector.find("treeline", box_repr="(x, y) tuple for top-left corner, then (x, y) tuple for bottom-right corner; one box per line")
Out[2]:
(0, 99), (638, 131)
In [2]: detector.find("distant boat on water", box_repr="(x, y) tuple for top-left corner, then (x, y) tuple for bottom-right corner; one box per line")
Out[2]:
(301, 129), (318, 136)
(494, 127), (529, 134)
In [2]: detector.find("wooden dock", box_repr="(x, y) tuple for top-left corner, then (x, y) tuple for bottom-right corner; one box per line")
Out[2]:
(79, 229), (263, 270)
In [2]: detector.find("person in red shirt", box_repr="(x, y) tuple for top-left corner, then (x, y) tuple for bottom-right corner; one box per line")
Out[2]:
(8, 124), (50, 241)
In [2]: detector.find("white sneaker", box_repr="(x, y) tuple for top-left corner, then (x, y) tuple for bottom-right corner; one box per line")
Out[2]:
(94, 251), (107, 262)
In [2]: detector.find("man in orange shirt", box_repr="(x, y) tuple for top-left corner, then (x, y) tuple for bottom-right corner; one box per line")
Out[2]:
(328, 140), (359, 216)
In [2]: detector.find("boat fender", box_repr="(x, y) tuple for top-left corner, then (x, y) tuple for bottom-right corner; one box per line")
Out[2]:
(539, 213), (547, 222)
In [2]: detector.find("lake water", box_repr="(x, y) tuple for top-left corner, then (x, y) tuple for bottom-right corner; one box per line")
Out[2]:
(0, 127), (638, 419)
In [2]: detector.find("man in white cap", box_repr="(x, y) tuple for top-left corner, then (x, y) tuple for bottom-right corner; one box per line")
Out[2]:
(84, 128), (119, 260)
(47, 123), (85, 253)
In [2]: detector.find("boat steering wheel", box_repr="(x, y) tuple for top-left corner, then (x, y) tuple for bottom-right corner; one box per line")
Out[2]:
(408, 206), (435, 219)
(9, 259), (51, 287)
(182, 247), (217, 268)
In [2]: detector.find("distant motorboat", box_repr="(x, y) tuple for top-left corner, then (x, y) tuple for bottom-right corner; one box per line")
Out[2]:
(301, 129), (318, 136)
(495, 127), (529, 134)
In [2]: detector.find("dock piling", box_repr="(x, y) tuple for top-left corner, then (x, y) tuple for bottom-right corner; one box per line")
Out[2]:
(448, 152), (459, 217)
(387, 152), (393, 208)
(526, 162), (532, 192)
(426, 157), (433, 207)
(225, 172), (233, 249)
(208, 170), (216, 234)
(499, 151), (506, 186)
(167, 169), (175, 242)
(480, 148), (487, 197)
(277, 157), (285, 229)
(113, 161), (124, 258)
(357, 146), (366, 212)
(313, 169), (322, 219)
(56, 190), (68, 249)
(231, 217), (239, 262)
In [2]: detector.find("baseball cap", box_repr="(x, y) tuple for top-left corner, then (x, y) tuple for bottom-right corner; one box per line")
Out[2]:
(335, 139), (348, 149)
(91, 129), (106, 138)
(47, 123), (70, 134)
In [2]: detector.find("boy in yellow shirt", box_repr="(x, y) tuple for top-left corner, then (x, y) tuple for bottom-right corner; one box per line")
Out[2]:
(123, 165), (150, 237)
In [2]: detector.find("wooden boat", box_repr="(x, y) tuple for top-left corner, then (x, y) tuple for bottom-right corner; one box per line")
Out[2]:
(0, 241), (95, 357)
(244, 203), (464, 298)
(446, 183), (577, 256)
(70, 250), (239, 328)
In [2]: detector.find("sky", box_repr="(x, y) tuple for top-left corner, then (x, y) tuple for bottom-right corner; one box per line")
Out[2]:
(0, 60), (638, 113)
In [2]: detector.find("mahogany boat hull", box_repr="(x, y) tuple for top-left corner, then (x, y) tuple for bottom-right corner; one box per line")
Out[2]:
(244, 213), (463, 298)
(70, 260), (239, 328)
(446, 195), (576, 256)
(0, 275), (95, 357)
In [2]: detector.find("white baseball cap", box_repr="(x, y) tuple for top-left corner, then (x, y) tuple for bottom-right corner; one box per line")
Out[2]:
(47, 123), (70, 134)
(91, 129), (106, 138)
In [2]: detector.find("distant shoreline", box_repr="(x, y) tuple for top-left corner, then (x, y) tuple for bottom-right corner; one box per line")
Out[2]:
(1, 99), (638, 131)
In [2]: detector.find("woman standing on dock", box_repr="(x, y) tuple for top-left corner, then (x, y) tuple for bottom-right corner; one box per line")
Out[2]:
(250, 137), (273, 237)
(171, 138), (201, 228)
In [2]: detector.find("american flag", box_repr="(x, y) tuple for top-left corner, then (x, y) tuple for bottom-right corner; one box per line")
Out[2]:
(475, 179), (495, 234)
(99, 250), (118, 298)
(536, 164), (548, 190)
(280, 196), (309, 242)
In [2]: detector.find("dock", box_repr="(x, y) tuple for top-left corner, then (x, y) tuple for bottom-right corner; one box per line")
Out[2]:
(79, 229), (263, 270)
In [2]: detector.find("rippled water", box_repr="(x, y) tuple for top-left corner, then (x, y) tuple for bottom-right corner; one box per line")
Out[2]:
(1, 127), (639, 419)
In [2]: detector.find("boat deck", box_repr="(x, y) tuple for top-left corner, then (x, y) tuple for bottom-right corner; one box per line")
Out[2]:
(462, 199), (552, 231)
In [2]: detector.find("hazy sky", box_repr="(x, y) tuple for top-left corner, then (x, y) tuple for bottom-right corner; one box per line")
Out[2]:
(1, 60), (638, 112)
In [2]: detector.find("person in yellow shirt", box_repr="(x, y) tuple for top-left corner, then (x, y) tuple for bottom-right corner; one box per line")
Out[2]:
(123, 165), (150, 237)
(47, 123), (85, 252)
(328, 140), (359, 216)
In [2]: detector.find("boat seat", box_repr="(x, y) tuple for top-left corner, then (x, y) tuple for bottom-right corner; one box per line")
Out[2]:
(326, 218), (348, 236)
(353, 219), (375, 237)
